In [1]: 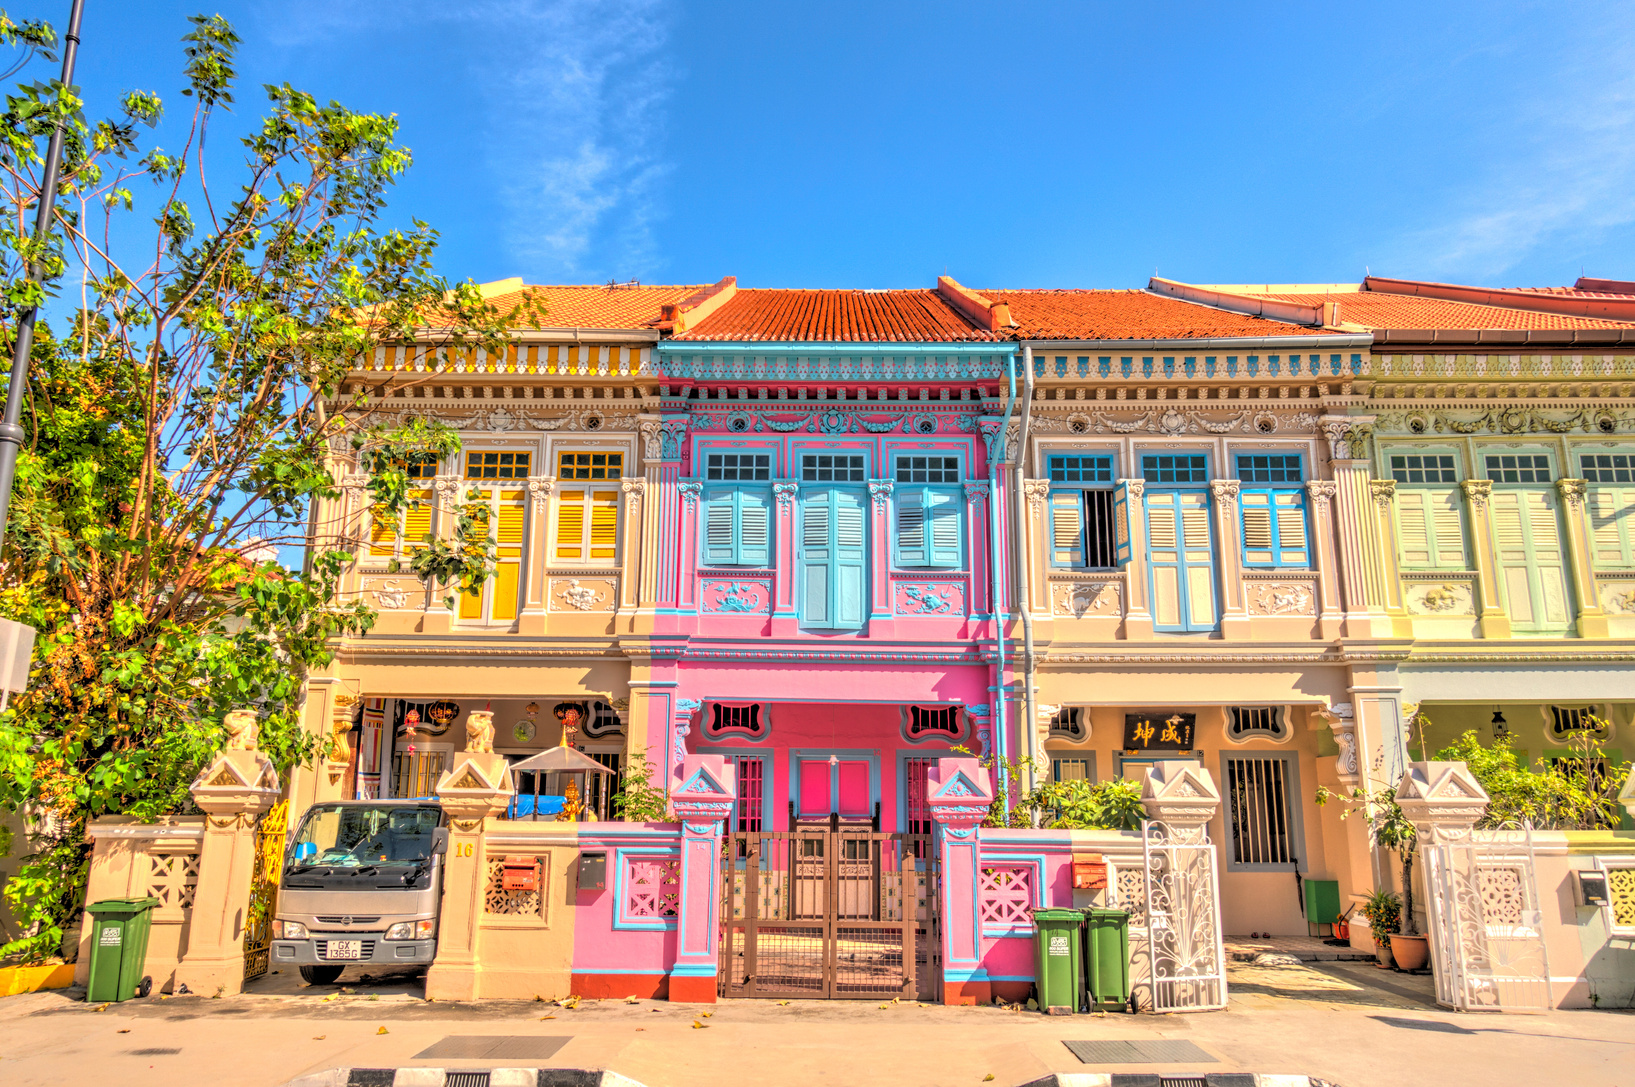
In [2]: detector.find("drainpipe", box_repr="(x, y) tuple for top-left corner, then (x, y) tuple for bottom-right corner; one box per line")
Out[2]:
(1011, 345), (1038, 795)
(989, 352), (1018, 804)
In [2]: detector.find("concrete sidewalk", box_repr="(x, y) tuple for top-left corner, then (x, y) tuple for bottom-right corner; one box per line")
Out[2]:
(1, 961), (1630, 1087)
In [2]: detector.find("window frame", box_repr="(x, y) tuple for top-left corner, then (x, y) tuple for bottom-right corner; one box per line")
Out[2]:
(892, 451), (965, 570)
(1384, 445), (1469, 572)
(1140, 450), (1217, 633)
(1233, 450), (1310, 570)
(1046, 452), (1118, 570)
(1579, 445), (1635, 570)
(796, 451), (871, 630)
(1219, 752), (1305, 874)
(552, 448), (624, 565)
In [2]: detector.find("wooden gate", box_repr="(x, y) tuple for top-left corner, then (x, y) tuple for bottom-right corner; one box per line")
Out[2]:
(719, 828), (938, 1000)
(243, 799), (288, 982)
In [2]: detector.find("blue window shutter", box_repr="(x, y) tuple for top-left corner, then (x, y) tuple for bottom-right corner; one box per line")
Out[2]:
(895, 488), (927, 566)
(738, 489), (770, 566)
(1273, 490), (1309, 567)
(1113, 483), (1132, 566)
(801, 496), (832, 626)
(1146, 489), (1218, 632)
(1239, 489), (1274, 567)
(703, 492), (736, 565)
(926, 489), (961, 568)
(1050, 490), (1084, 567)
(833, 490), (866, 628)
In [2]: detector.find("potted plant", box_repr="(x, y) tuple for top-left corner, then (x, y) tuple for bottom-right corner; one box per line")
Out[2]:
(1358, 888), (1400, 968)
(1317, 783), (1428, 971)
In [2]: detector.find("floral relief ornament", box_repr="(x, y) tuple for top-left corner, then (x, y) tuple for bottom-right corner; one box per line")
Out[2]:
(1461, 478), (1492, 512)
(1022, 479), (1050, 513)
(556, 579), (608, 611)
(622, 478), (646, 510)
(867, 479), (894, 511)
(1252, 582), (1314, 615)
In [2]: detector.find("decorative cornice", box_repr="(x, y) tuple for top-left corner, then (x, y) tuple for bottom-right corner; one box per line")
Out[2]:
(1368, 478), (1396, 509)
(1556, 477), (1588, 511)
(772, 480), (798, 509)
(1022, 479), (1049, 513)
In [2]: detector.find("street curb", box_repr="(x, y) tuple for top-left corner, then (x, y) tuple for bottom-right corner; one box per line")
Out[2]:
(282, 1071), (649, 1087)
(1017, 1076), (1333, 1087)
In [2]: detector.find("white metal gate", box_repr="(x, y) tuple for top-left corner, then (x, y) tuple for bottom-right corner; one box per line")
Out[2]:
(1135, 819), (1227, 1011)
(1421, 824), (1553, 1012)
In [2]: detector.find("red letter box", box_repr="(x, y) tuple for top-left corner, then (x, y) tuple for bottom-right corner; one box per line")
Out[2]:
(501, 857), (538, 892)
(1072, 853), (1107, 891)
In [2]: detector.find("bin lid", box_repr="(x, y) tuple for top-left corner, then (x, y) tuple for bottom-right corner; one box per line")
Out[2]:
(1030, 908), (1085, 924)
(86, 897), (160, 915)
(1083, 907), (1129, 921)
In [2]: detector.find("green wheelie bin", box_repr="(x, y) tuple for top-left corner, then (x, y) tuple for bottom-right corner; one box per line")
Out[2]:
(1083, 906), (1131, 1012)
(85, 897), (159, 1003)
(1030, 907), (1084, 1015)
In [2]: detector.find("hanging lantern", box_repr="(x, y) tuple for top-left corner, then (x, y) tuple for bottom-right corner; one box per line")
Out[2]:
(1491, 708), (1510, 742)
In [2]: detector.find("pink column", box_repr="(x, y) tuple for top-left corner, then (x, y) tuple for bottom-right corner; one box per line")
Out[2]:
(928, 757), (995, 1005)
(770, 480), (799, 636)
(867, 478), (895, 634)
(668, 754), (737, 1003)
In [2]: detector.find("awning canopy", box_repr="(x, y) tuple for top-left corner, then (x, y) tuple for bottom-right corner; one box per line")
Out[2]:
(507, 746), (616, 774)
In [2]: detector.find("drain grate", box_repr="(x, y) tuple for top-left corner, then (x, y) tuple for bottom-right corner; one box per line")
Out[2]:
(413, 1035), (571, 1060)
(1160, 1078), (1210, 1087)
(444, 1074), (491, 1087)
(1063, 1039), (1217, 1065)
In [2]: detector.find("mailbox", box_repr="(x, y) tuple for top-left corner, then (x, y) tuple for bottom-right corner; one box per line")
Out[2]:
(1072, 852), (1108, 891)
(501, 857), (538, 892)
(579, 850), (607, 891)
(1573, 870), (1610, 908)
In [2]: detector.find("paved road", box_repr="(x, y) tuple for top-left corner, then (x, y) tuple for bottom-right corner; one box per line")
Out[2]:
(2, 961), (1630, 1087)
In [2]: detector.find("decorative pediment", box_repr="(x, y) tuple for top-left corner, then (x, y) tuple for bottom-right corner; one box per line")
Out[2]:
(926, 758), (994, 832)
(669, 754), (736, 826)
(438, 757), (503, 793)
(188, 750), (280, 818)
(1396, 761), (1490, 834)
(678, 764), (729, 797)
(1140, 760), (1221, 831)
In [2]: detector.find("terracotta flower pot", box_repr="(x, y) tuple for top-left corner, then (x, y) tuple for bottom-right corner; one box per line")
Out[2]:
(1388, 933), (1429, 971)
(1374, 938), (1395, 969)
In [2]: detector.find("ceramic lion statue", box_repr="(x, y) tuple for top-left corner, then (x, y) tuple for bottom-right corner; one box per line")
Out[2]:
(222, 709), (259, 752)
(465, 710), (495, 754)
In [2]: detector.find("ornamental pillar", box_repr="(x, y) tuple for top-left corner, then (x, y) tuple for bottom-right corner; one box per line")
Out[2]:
(927, 758), (994, 1005)
(1459, 479), (1511, 639)
(1321, 414), (1394, 637)
(770, 481), (800, 636)
(1555, 478), (1609, 638)
(1209, 479), (1250, 638)
(1306, 481), (1344, 639)
(619, 478), (647, 624)
(174, 710), (281, 998)
(867, 479), (896, 634)
(668, 755), (737, 1002)
(518, 476), (555, 634)
(425, 712), (514, 1001)
(1119, 480), (1153, 639)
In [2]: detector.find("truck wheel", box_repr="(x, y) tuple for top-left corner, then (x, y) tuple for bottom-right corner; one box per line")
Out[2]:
(300, 965), (345, 986)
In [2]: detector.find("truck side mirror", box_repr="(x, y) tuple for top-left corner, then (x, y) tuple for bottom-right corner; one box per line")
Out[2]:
(431, 828), (449, 856)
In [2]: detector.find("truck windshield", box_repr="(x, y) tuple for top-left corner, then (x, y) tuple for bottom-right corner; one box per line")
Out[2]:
(288, 805), (440, 869)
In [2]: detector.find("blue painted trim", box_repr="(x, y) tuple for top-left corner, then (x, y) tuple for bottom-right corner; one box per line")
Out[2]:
(984, 974), (1036, 981)
(611, 845), (681, 931)
(977, 852), (1048, 938)
(941, 966), (990, 982)
(893, 748), (956, 834)
(669, 964), (718, 977)
(690, 746), (775, 832)
(787, 748), (881, 819)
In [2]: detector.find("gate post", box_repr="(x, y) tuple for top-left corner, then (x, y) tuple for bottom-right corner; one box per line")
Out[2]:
(1138, 760), (1227, 1012)
(425, 713), (514, 1002)
(1395, 760), (1489, 1006)
(174, 710), (281, 998)
(668, 754), (736, 1002)
(928, 757), (995, 1005)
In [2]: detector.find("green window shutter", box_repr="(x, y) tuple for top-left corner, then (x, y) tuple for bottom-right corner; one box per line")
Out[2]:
(1050, 490), (1084, 567)
(1396, 487), (1465, 569)
(1490, 488), (1573, 631)
(801, 496), (832, 626)
(1429, 487), (1466, 567)
(1274, 490), (1309, 567)
(895, 488), (927, 566)
(704, 492), (737, 565)
(1590, 486), (1635, 568)
(739, 489), (770, 566)
(1395, 489), (1433, 568)
(833, 490), (866, 628)
(1240, 490), (1274, 566)
(926, 489), (961, 568)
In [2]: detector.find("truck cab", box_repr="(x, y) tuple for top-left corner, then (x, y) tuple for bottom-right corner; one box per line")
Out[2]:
(271, 800), (448, 985)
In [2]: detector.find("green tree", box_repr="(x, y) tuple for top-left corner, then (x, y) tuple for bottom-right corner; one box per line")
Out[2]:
(1433, 726), (1630, 831)
(0, 13), (538, 962)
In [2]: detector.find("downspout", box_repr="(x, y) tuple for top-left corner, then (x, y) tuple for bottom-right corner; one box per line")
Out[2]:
(989, 351), (1018, 804)
(1012, 345), (1037, 794)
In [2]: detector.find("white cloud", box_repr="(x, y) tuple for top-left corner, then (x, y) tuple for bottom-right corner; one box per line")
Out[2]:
(1383, 17), (1635, 281)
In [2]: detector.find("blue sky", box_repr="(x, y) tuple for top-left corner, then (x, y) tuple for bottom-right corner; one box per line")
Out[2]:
(64, 1), (1635, 292)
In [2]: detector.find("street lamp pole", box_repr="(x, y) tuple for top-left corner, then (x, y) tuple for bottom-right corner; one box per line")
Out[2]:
(0, 0), (86, 547)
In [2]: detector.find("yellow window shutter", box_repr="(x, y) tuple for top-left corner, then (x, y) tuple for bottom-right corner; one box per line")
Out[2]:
(1396, 490), (1432, 568)
(369, 505), (395, 556)
(589, 489), (619, 559)
(556, 489), (586, 559)
(497, 498), (526, 546)
(1429, 488), (1465, 568)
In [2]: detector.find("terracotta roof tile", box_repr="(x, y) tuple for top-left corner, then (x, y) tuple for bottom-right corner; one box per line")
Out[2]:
(1244, 291), (1635, 331)
(984, 289), (1324, 340)
(480, 284), (707, 330)
(674, 289), (993, 342)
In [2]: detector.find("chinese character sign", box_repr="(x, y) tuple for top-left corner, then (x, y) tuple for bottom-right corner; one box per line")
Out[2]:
(1122, 712), (1195, 751)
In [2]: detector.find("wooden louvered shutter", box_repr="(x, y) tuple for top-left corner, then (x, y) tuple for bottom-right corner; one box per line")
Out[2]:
(801, 496), (832, 626)
(926, 489), (960, 568)
(1490, 489), (1572, 630)
(492, 493), (525, 621)
(704, 493), (736, 565)
(555, 490), (586, 559)
(1429, 488), (1466, 567)
(1590, 486), (1635, 568)
(1396, 488), (1464, 569)
(1050, 491), (1084, 567)
(1273, 490), (1309, 567)
(895, 488), (927, 566)
(1178, 491), (1217, 629)
(459, 501), (490, 620)
(1395, 490), (1433, 568)
(588, 489), (619, 559)
(402, 494), (433, 549)
(1113, 482), (1132, 566)
(1240, 491), (1274, 566)
(738, 489), (770, 566)
(369, 505), (395, 556)
(1146, 492), (1182, 629)
(833, 490), (866, 628)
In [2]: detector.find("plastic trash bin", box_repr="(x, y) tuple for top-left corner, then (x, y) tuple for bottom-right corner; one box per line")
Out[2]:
(85, 897), (159, 1003)
(1030, 907), (1083, 1015)
(1083, 907), (1131, 1012)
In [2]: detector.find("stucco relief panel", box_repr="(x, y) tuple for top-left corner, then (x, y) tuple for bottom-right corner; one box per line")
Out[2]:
(1404, 579), (1477, 616)
(1051, 580), (1122, 618)
(1245, 579), (1318, 617)
(549, 577), (617, 612)
(893, 581), (966, 616)
(700, 579), (773, 615)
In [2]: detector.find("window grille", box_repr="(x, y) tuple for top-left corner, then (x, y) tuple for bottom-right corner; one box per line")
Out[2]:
(1485, 454), (1552, 483)
(584, 700), (623, 737)
(708, 703), (766, 739)
(801, 454), (865, 482)
(977, 865), (1034, 927)
(905, 705), (961, 740)
(1390, 454), (1457, 484)
(1048, 456), (1118, 568)
(1142, 454), (1208, 483)
(1223, 756), (1298, 870)
(1051, 757), (1092, 782)
(1549, 705), (1601, 737)
(706, 453), (771, 481)
(904, 757), (936, 837)
(1581, 453), (1635, 483)
(1049, 707), (1087, 741)
(895, 456), (960, 484)
(735, 757), (764, 833)
(1236, 454), (1303, 482)
(465, 451), (531, 479)
(584, 750), (623, 821)
(557, 451), (623, 480)
(1228, 706), (1285, 740)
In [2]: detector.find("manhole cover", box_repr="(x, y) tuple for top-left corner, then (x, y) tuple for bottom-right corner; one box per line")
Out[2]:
(414, 1036), (571, 1060)
(1063, 1039), (1216, 1064)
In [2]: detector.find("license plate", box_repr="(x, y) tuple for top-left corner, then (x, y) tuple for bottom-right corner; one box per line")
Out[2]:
(326, 940), (363, 960)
